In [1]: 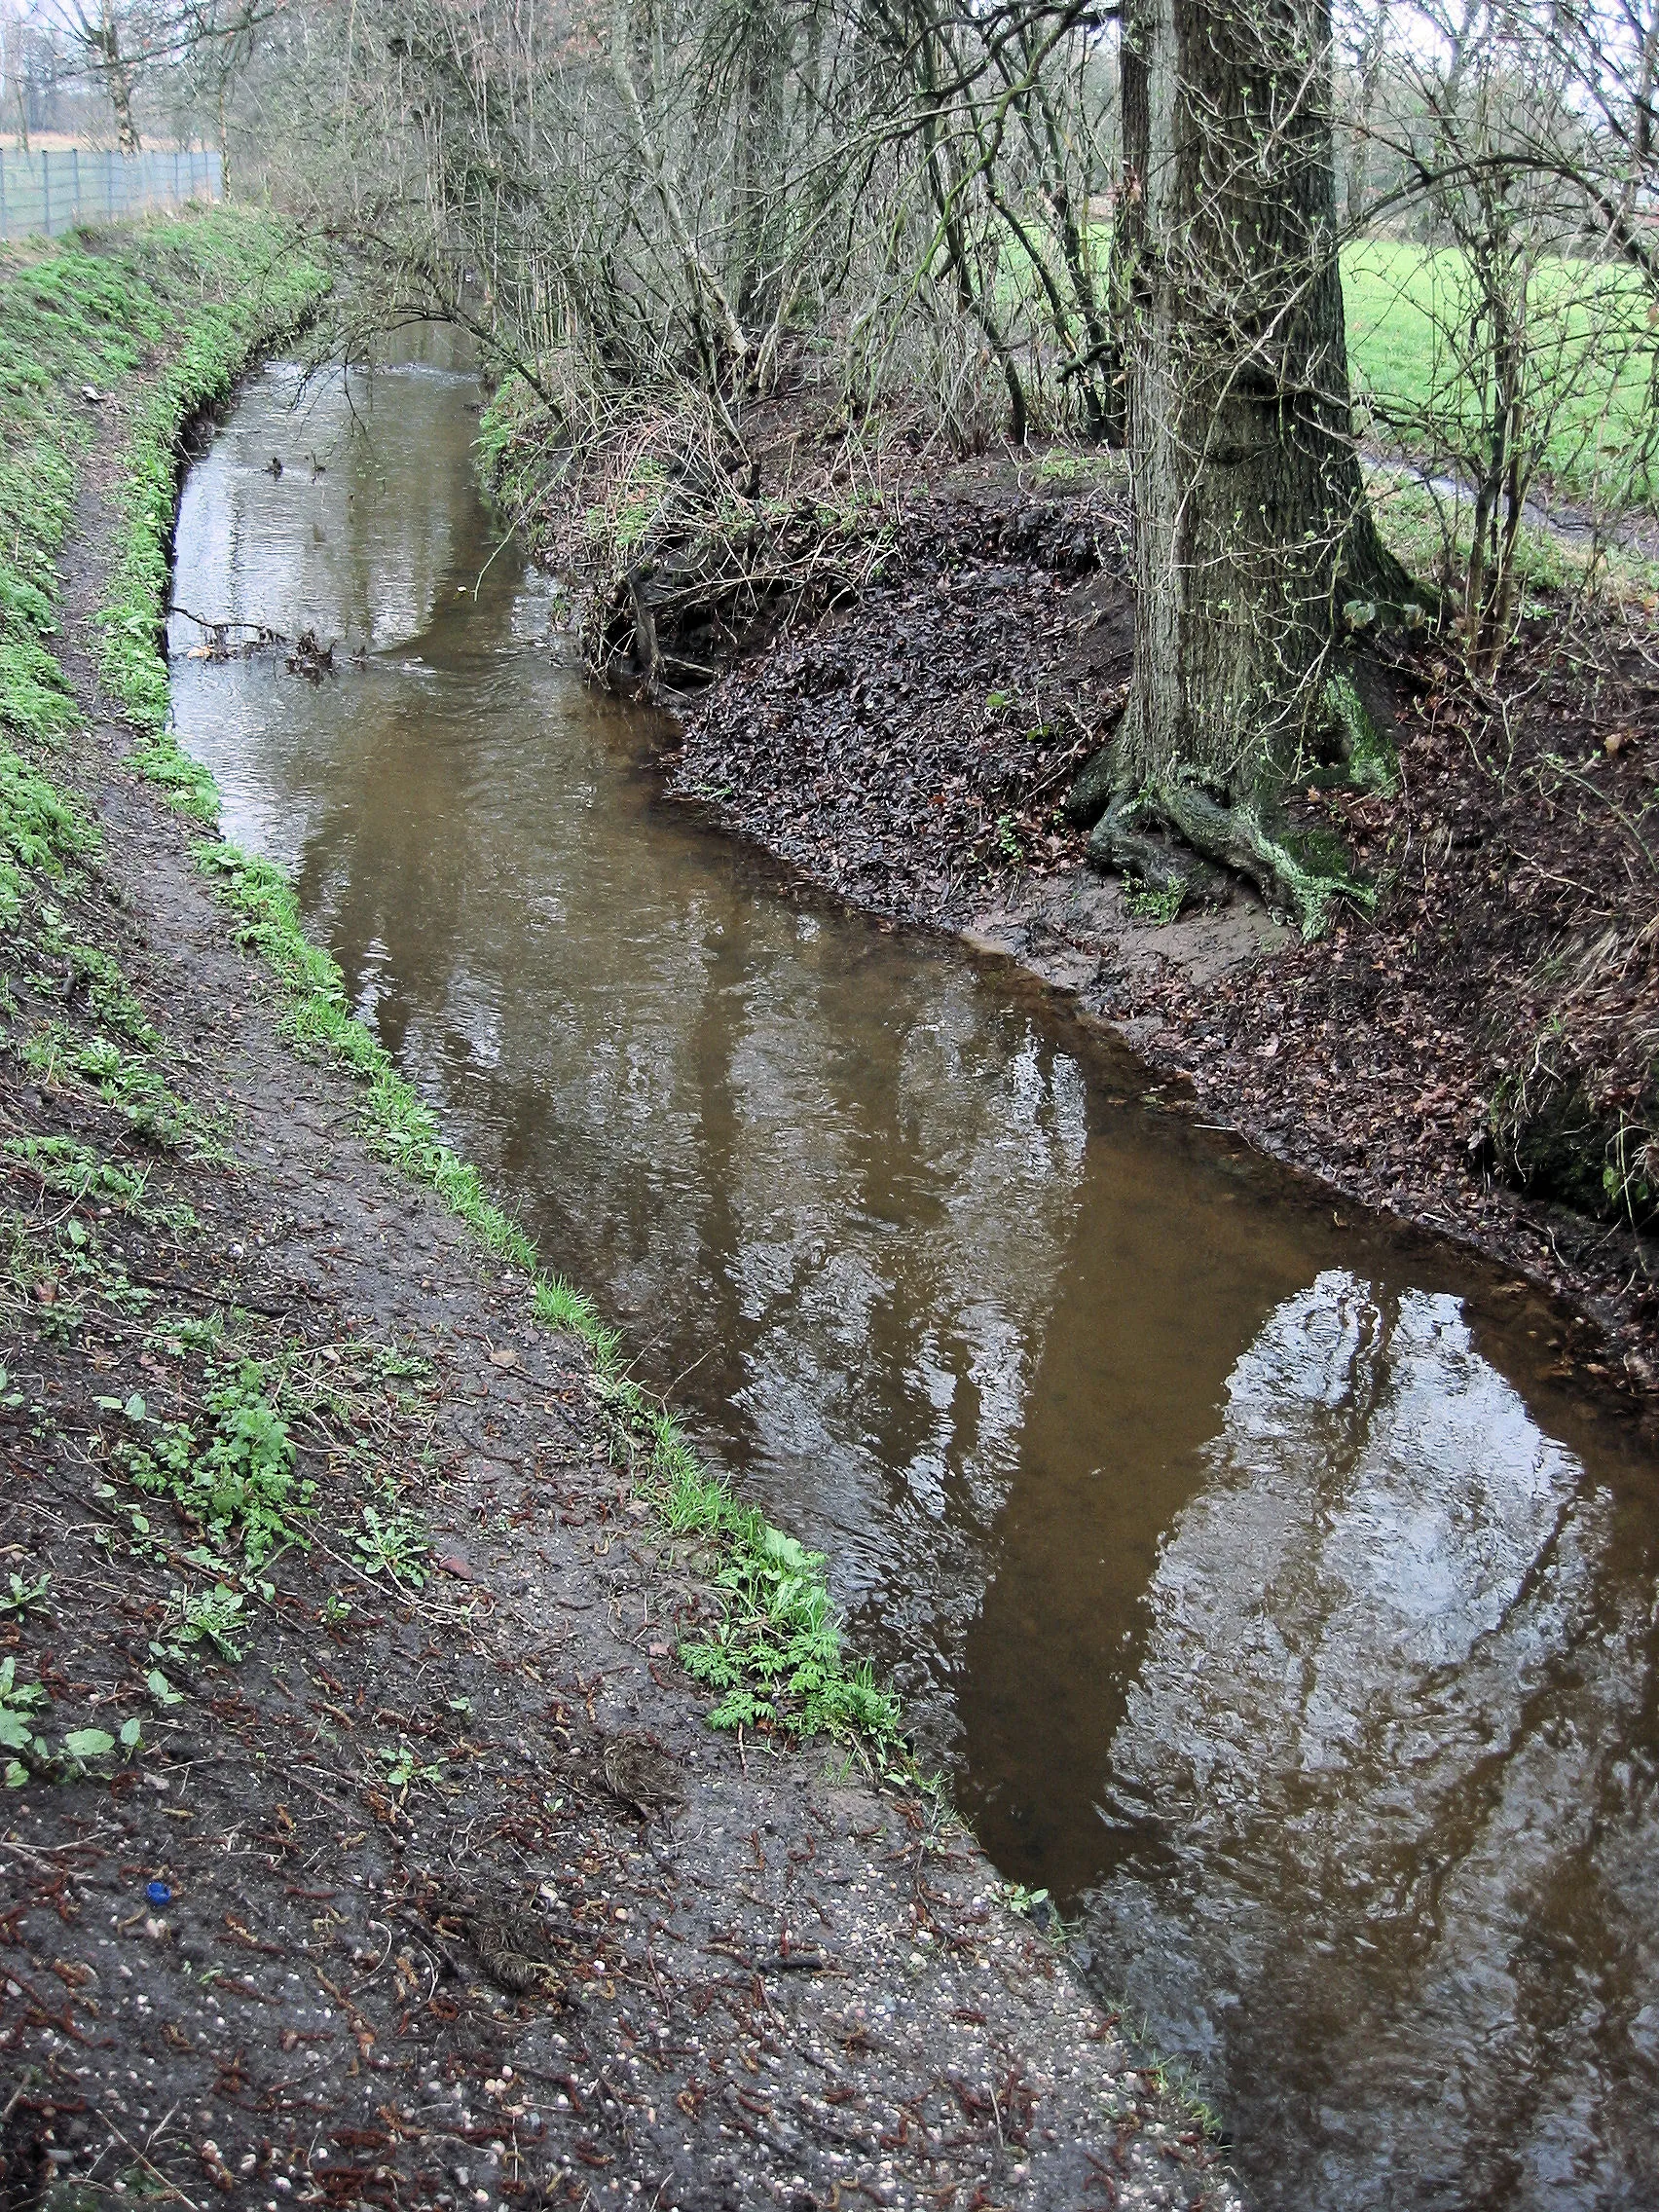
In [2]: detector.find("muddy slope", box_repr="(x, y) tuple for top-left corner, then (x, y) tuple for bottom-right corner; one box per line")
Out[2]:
(667, 455), (1659, 1409)
(0, 407), (1236, 2205)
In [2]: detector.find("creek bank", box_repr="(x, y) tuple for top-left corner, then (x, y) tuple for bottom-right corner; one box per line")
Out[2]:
(645, 446), (1659, 1413)
(0, 231), (1237, 2207)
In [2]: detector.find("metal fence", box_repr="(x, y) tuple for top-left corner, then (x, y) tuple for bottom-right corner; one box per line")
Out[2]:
(0, 147), (222, 242)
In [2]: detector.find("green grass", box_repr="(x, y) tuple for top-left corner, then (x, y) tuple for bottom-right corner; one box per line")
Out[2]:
(1344, 240), (1658, 507)
(0, 746), (99, 921)
(1049, 221), (1657, 508)
(1364, 464), (1659, 608)
(0, 208), (328, 750)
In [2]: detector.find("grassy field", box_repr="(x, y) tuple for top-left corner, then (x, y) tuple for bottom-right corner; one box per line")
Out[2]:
(1344, 239), (1657, 507)
(1011, 224), (1657, 508)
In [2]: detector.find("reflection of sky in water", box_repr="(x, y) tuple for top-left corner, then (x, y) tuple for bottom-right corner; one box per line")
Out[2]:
(168, 359), (471, 654)
(168, 357), (1659, 2211)
(1090, 1272), (1657, 2210)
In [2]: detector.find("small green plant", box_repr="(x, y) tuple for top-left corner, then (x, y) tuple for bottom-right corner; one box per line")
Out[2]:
(118, 1358), (308, 1567)
(373, 1741), (445, 1792)
(676, 1514), (901, 1742)
(0, 748), (97, 880)
(1124, 879), (1186, 925)
(72, 1035), (195, 1149)
(127, 732), (220, 820)
(65, 942), (158, 1047)
(0, 1657), (50, 1781)
(157, 1584), (248, 1663)
(200, 1363), (299, 1553)
(0, 1653), (142, 1782)
(147, 1312), (226, 1357)
(0, 1571), (50, 1620)
(1000, 1880), (1074, 1943)
(60, 1720), (141, 1766)
(367, 1342), (428, 1382)
(1035, 447), (1091, 484)
(353, 1503), (431, 1588)
(996, 813), (1022, 865)
(5, 1133), (153, 1212)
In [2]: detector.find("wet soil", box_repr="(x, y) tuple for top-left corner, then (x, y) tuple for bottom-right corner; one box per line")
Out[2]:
(0, 403), (1235, 2206)
(668, 453), (1659, 1409)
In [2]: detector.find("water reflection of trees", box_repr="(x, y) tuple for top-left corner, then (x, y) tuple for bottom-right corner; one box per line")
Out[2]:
(1087, 1271), (1659, 2212)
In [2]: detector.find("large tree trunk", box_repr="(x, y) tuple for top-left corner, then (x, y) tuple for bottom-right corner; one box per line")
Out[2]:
(1080, 0), (1407, 925)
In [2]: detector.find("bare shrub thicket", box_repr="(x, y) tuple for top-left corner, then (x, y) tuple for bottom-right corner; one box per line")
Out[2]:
(3, 0), (270, 162)
(243, 0), (1119, 449)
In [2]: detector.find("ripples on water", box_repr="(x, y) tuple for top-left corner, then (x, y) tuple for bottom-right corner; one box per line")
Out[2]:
(166, 345), (1659, 2209)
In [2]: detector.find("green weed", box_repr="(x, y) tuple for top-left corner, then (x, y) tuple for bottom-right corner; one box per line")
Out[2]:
(373, 1741), (445, 1792)
(115, 1356), (309, 1567)
(0, 1656), (50, 1782)
(0, 747), (97, 873)
(156, 1583), (248, 1663)
(5, 1132), (154, 1213)
(71, 1034), (195, 1149)
(613, 1393), (901, 1746)
(0, 1570), (51, 1621)
(353, 1502), (431, 1588)
(0, 1656), (135, 1781)
(127, 732), (220, 819)
(1124, 880), (1185, 924)
(1000, 1879), (1074, 1944)
(532, 1272), (619, 1356)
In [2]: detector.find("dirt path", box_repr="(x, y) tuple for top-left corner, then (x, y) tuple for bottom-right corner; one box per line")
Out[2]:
(0, 396), (1237, 2207)
(667, 454), (1659, 1419)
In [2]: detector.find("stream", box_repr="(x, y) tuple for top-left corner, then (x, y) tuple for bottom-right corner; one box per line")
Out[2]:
(165, 339), (1659, 2211)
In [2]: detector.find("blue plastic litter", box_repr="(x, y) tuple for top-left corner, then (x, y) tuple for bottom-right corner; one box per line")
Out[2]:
(145, 1880), (171, 1906)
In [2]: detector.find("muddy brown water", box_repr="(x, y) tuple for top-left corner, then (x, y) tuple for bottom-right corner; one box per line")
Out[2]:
(166, 343), (1659, 2211)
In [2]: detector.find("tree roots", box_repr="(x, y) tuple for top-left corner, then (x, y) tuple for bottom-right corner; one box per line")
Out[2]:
(1074, 760), (1377, 939)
